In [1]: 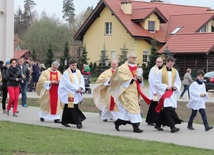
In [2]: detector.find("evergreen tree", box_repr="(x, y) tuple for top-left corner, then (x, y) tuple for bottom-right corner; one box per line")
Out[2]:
(59, 41), (71, 72)
(62, 0), (75, 25)
(31, 49), (37, 61)
(79, 46), (89, 70)
(96, 46), (108, 76)
(162, 46), (174, 60)
(143, 39), (160, 79)
(118, 44), (128, 65)
(23, 0), (36, 29)
(45, 44), (54, 68)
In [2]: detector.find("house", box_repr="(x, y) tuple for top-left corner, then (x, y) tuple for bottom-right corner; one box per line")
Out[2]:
(14, 50), (31, 60)
(74, 0), (214, 76)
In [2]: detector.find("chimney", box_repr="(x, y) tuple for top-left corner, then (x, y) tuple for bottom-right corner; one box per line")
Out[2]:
(121, 1), (132, 14)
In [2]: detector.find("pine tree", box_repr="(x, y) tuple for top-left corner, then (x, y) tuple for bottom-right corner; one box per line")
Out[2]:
(59, 41), (71, 72)
(62, 0), (75, 25)
(96, 46), (108, 76)
(118, 44), (128, 65)
(45, 44), (54, 68)
(79, 46), (89, 69)
(162, 46), (174, 60)
(31, 49), (37, 61)
(143, 39), (160, 79)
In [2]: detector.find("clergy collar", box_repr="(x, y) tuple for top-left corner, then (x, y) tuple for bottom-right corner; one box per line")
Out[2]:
(166, 67), (172, 71)
(51, 70), (57, 73)
(128, 62), (136, 67)
(157, 65), (163, 70)
(70, 68), (76, 73)
(195, 78), (203, 85)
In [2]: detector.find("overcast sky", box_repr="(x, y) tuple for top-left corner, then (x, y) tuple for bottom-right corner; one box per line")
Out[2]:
(14, 0), (214, 20)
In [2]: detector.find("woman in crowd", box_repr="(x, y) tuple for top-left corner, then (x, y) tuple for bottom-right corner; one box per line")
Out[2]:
(6, 58), (22, 117)
(180, 68), (193, 99)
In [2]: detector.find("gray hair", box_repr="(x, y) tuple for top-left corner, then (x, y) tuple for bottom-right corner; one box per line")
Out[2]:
(51, 61), (60, 67)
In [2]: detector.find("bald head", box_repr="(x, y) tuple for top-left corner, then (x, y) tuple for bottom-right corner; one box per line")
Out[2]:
(111, 60), (118, 70)
(127, 52), (137, 64)
(156, 57), (163, 67)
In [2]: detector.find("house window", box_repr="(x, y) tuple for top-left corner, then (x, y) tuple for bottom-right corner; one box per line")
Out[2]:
(105, 22), (112, 35)
(148, 21), (155, 32)
(171, 26), (183, 35)
(111, 51), (116, 61)
(142, 51), (149, 64)
(199, 25), (207, 32)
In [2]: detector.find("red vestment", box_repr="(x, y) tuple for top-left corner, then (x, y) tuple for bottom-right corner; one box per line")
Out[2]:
(49, 71), (59, 114)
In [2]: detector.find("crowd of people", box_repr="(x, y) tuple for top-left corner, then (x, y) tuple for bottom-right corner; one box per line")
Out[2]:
(0, 54), (213, 132)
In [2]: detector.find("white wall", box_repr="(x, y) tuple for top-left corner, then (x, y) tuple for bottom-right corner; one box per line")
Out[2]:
(0, 0), (14, 62)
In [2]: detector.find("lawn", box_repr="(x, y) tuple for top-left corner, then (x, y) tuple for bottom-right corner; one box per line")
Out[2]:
(0, 121), (213, 155)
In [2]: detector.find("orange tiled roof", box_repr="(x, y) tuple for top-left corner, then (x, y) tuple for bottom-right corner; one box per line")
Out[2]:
(14, 50), (29, 59)
(74, 0), (214, 51)
(159, 33), (214, 53)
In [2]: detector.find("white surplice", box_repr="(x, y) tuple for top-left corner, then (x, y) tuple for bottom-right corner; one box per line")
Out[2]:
(154, 69), (181, 108)
(58, 69), (85, 104)
(186, 81), (208, 110)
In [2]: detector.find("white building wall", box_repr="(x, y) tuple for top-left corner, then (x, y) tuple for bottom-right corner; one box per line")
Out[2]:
(0, 0), (14, 62)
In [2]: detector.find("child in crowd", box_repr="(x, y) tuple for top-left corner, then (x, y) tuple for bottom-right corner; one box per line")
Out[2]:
(186, 70), (213, 131)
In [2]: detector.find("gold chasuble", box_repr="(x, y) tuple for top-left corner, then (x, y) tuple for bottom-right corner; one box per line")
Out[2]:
(36, 68), (62, 114)
(110, 62), (141, 114)
(93, 68), (118, 112)
(67, 68), (81, 108)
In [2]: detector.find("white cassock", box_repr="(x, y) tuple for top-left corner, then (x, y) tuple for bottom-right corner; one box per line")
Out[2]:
(148, 65), (159, 100)
(58, 70), (85, 104)
(154, 70), (181, 108)
(186, 81), (208, 110)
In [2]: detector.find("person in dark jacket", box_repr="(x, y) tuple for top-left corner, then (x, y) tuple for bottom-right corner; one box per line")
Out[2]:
(18, 58), (30, 107)
(29, 60), (40, 92)
(1, 61), (10, 114)
(6, 58), (22, 117)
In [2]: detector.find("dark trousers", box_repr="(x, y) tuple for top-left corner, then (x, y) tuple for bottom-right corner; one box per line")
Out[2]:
(180, 85), (190, 98)
(188, 109), (208, 127)
(20, 82), (28, 106)
(1, 87), (8, 110)
(61, 104), (86, 125)
(146, 100), (158, 123)
(156, 107), (181, 128)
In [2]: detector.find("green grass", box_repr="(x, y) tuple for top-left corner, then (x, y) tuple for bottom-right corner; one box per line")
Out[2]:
(0, 121), (213, 155)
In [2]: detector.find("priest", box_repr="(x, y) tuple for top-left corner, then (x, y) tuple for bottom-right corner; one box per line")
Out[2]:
(58, 59), (86, 129)
(93, 60), (119, 122)
(154, 56), (182, 133)
(110, 53), (150, 133)
(36, 61), (62, 123)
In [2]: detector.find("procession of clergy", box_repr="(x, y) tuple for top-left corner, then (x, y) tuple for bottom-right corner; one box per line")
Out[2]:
(37, 53), (213, 133)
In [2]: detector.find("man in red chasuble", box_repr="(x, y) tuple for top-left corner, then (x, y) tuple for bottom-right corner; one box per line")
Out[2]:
(36, 61), (62, 123)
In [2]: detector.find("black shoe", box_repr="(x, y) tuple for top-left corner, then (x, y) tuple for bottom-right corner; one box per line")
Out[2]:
(103, 119), (107, 122)
(155, 125), (163, 131)
(13, 113), (18, 117)
(77, 123), (83, 129)
(40, 118), (44, 122)
(187, 126), (194, 130)
(54, 119), (61, 123)
(62, 123), (70, 127)
(205, 126), (213, 131)
(114, 121), (120, 131)
(133, 128), (143, 133)
(148, 122), (155, 126)
(171, 127), (180, 133)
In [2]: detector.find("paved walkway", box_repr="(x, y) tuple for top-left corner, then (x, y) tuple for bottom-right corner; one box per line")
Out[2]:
(1, 85), (214, 151)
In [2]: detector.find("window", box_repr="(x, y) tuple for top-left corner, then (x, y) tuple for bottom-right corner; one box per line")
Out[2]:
(142, 51), (149, 64)
(148, 21), (155, 32)
(105, 22), (112, 35)
(171, 26), (183, 35)
(111, 51), (116, 61)
(199, 25), (207, 32)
